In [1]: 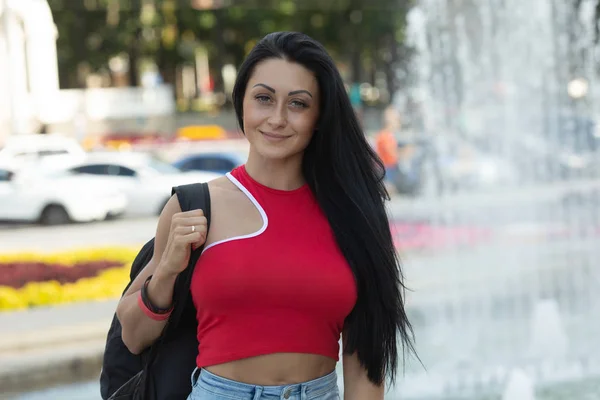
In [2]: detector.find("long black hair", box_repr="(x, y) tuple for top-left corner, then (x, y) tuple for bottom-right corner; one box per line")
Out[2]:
(232, 31), (416, 386)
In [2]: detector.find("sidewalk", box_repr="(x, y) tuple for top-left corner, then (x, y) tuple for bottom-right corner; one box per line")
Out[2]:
(0, 300), (117, 394)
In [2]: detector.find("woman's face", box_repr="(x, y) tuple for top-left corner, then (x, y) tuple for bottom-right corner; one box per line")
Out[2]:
(242, 58), (320, 163)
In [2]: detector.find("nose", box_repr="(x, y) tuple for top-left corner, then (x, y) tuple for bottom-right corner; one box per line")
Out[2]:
(267, 104), (287, 129)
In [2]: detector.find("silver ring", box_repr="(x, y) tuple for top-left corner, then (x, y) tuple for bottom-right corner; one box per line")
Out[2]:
(191, 225), (195, 233)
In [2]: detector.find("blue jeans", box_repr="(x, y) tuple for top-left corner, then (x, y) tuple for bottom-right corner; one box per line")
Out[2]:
(187, 368), (340, 400)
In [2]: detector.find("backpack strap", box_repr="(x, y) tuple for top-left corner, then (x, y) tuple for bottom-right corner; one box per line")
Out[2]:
(168, 182), (211, 327)
(142, 183), (211, 376)
(172, 182), (212, 221)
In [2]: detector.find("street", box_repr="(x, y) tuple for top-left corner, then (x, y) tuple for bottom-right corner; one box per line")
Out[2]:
(0, 217), (157, 253)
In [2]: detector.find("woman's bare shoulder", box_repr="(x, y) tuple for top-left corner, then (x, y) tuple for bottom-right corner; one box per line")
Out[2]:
(207, 175), (241, 200)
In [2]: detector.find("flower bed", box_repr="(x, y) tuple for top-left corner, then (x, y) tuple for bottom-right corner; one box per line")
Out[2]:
(0, 247), (139, 311)
(1, 261), (123, 288)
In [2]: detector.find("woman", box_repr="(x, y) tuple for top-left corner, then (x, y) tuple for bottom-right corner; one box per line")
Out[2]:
(116, 32), (416, 399)
(375, 106), (401, 191)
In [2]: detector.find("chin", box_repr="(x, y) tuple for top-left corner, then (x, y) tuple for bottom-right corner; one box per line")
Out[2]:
(256, 147), (295, 161)
(253, 142), (302, 162)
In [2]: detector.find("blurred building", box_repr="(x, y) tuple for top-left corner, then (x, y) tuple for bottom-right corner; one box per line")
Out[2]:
(0, 0), (176, 145)
(0, 0), (60, 142)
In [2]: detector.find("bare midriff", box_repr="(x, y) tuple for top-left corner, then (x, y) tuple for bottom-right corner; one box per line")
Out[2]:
(204, 353), (337, 386)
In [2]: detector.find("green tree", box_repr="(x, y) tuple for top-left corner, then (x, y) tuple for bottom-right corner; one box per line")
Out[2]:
(48, 0), (414, 100)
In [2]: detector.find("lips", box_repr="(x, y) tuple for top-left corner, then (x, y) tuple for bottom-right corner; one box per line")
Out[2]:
(260, 130), (290, 139)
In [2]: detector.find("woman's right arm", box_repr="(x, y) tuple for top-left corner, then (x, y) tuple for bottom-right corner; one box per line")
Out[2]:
(116, 195), (207, 355)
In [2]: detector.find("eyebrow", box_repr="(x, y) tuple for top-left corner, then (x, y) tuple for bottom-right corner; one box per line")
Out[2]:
(253, 83), (313, 98)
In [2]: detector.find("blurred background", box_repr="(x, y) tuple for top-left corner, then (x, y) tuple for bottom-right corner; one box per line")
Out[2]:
(0, 0), (599, 399)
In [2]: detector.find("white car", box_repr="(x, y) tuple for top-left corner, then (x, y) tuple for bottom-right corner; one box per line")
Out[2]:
(62, 152), (222, 216)
(0, 166), (128, 225)
(0, 134), (87, 170)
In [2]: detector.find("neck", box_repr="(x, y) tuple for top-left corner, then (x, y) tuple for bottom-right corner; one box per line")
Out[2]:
(244, 152), (305, 191)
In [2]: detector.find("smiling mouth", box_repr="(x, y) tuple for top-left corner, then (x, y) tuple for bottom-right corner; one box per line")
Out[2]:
(260, 130), (290, 139)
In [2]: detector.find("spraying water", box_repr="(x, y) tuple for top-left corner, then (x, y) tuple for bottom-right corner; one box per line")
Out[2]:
(389, 0), (600, 398)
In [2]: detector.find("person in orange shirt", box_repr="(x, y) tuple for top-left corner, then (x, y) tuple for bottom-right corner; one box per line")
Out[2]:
(376, 106), (401, 187)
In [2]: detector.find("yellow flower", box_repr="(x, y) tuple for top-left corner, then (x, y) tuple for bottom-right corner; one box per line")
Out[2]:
(0, 287), (27, 310)
(0, 246), (140, 311)
(0, 247), (138, 266)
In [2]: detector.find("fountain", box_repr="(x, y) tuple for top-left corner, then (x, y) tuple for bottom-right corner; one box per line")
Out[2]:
(404, 0), (599, 186)
(502, 369), (536, 400)
(394, 0), (600, 399)
(529, 299), (568, 360)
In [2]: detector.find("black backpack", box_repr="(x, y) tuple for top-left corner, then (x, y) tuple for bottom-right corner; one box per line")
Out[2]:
(100, 182), (211, 400)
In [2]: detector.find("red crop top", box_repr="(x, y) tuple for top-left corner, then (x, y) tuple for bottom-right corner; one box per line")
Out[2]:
(191, 165), (357, 367)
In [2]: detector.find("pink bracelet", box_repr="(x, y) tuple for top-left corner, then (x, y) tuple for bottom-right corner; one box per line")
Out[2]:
(137, 291), (172, 321)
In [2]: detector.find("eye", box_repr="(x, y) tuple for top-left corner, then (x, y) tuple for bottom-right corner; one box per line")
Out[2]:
(255, 95), (271, 103)
(290, 100), (308, 109)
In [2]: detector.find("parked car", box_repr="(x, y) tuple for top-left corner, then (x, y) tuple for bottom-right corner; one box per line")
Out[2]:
(0, 166), (127, 225)
(173, 151), (246, 175)
(63, 152), (222, 216)
(0, 134), (86, 170)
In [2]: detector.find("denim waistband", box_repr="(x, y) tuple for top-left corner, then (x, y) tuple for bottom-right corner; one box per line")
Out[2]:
(192, 367), (338, 399)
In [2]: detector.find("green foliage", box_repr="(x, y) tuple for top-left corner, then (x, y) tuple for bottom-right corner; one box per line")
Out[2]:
(47, 0), (414, 92)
